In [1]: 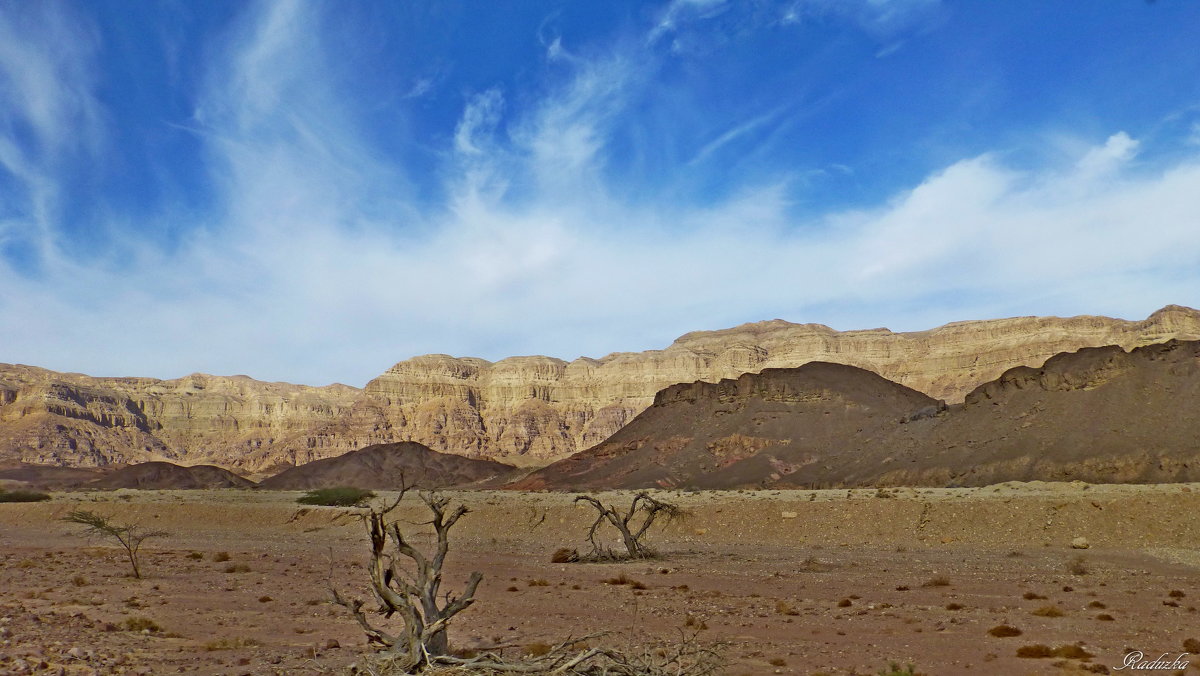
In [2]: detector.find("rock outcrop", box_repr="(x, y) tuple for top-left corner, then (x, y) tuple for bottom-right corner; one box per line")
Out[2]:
(516, 339), (1200, 490)
(257, 441), (517, 490)
(2, 305), (1199, 470)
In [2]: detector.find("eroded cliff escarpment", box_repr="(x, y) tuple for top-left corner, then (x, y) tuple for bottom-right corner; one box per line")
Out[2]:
(2, 305), (1199, 470)
(299, 305), (1200, 467)
(515, 338), (1200, 490)
(0, 365), (359, 468)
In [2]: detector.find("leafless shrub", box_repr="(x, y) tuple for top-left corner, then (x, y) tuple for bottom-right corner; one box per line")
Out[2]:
(574, 492), (687, 560)
(330, 486), (482, 672)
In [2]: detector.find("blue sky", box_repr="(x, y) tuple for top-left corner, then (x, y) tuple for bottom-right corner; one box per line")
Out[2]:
(2, 0), (1200, 386)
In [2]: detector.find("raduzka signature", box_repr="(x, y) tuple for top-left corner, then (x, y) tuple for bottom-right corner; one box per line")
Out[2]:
(1114, 652), (1191, 671)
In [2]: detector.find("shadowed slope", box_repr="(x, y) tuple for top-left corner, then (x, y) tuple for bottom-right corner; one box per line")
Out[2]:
(516, 340), (1200, 489)
(88, 462), (256, 490)
(258, 441), (518, 490)
(513, 362), (939, 490)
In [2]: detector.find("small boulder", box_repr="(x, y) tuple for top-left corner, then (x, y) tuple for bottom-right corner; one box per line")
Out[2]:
(1070, 537), (1090, 550)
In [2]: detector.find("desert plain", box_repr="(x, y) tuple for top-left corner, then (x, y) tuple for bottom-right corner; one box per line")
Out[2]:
(2, 483), (1199, 676)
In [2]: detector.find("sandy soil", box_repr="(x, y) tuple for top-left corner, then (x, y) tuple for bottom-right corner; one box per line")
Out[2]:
(2, 483), (1199, 675)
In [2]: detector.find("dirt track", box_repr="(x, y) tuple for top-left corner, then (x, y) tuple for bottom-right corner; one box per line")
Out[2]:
(2, 484), (1199, 675)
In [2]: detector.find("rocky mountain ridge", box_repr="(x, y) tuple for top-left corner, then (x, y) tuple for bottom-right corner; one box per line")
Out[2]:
(516, 338), (1200, 490)
(3, 305), (1199, 470)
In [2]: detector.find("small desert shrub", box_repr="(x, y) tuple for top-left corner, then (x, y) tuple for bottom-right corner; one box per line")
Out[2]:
(1015, 644), (1053, 658)
(212, 551), (231, 562)
(1022, 591), (1047, 600)
(1031, 605), (1065, 617)
(224, 563), (251, 574)
(296, 487), (376, 507)
(988, 625), (1022, 638)
(70, 574), (89, 587)
(1181, 638), (1200, 652)
(187, 552), (204, 560)
(945, 603), (963, 611)
(1087, 600), (1106, 609)
(527, 578), (550, 587)
(775, 600), (799, 616)
(258, 595), (272, 603)
(523, 642), (553, 657)
(123, 617), (161, 633)
(837, 598), (852, 608)
(922, 575), (950, 588)
(0, 489), (51, 503)
(1169, 590), (1186, 598)
(602, 573), (645, 588)
(768, 657), (787, 666)
(204, 637), (261, 651)
(550, 547), (580, 563)
(1096, 613), (1115, 621)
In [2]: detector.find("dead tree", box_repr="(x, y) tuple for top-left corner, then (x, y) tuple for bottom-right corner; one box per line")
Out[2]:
(61, 509), (168, 579)
(331, 487), (482, 672)
(574, 492), (685, 560)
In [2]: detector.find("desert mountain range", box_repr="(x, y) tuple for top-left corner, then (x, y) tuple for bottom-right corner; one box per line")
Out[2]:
(516, 339), (1200, 490)
(2, 305), (1199, 472)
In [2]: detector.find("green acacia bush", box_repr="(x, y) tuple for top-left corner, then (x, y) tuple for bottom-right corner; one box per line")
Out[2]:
(296, 487), (376, 507)
(0, 489), (51, 503)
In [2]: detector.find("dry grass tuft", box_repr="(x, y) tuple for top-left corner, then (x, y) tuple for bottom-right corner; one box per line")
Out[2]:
(212, 551), (231, 562)
(602, 573), (647, 589)
(921, 575), (950, 588)
(775, 600), (800, 616)
(1015, 644), (1053, 658)
(550, 548), (579, 563)
(988, 625), (1022, 638)
(1031, 605), (1065, 617)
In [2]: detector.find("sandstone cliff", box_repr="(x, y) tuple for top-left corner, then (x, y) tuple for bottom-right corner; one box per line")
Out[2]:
(2, 305), (1199, 470)
(314, 305), (1200, 467)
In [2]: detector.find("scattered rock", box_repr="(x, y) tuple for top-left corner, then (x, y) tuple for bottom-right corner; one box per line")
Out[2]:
(1071, 537), (1090, 550)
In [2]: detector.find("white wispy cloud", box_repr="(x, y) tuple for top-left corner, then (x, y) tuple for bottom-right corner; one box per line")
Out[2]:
(2, 2), (1198, 389)
(0, 2), (101, 264)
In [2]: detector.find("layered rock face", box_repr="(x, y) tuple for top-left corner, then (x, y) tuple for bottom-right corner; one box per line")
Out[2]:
(0, 365), (358, 468)
(516, 339), (1200, 490)
(2, 305), (1199, 470)
(333, 305), (1200, 466)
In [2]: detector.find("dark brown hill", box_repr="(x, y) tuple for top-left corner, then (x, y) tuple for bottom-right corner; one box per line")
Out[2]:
(512, 362), (940, 490)
(88, 462), (256, 490)
(863, 339), (1200, 486)
(515, 340), (1200, 489)
(258, 441), (518, 490)
(0, 462), (111, 490)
